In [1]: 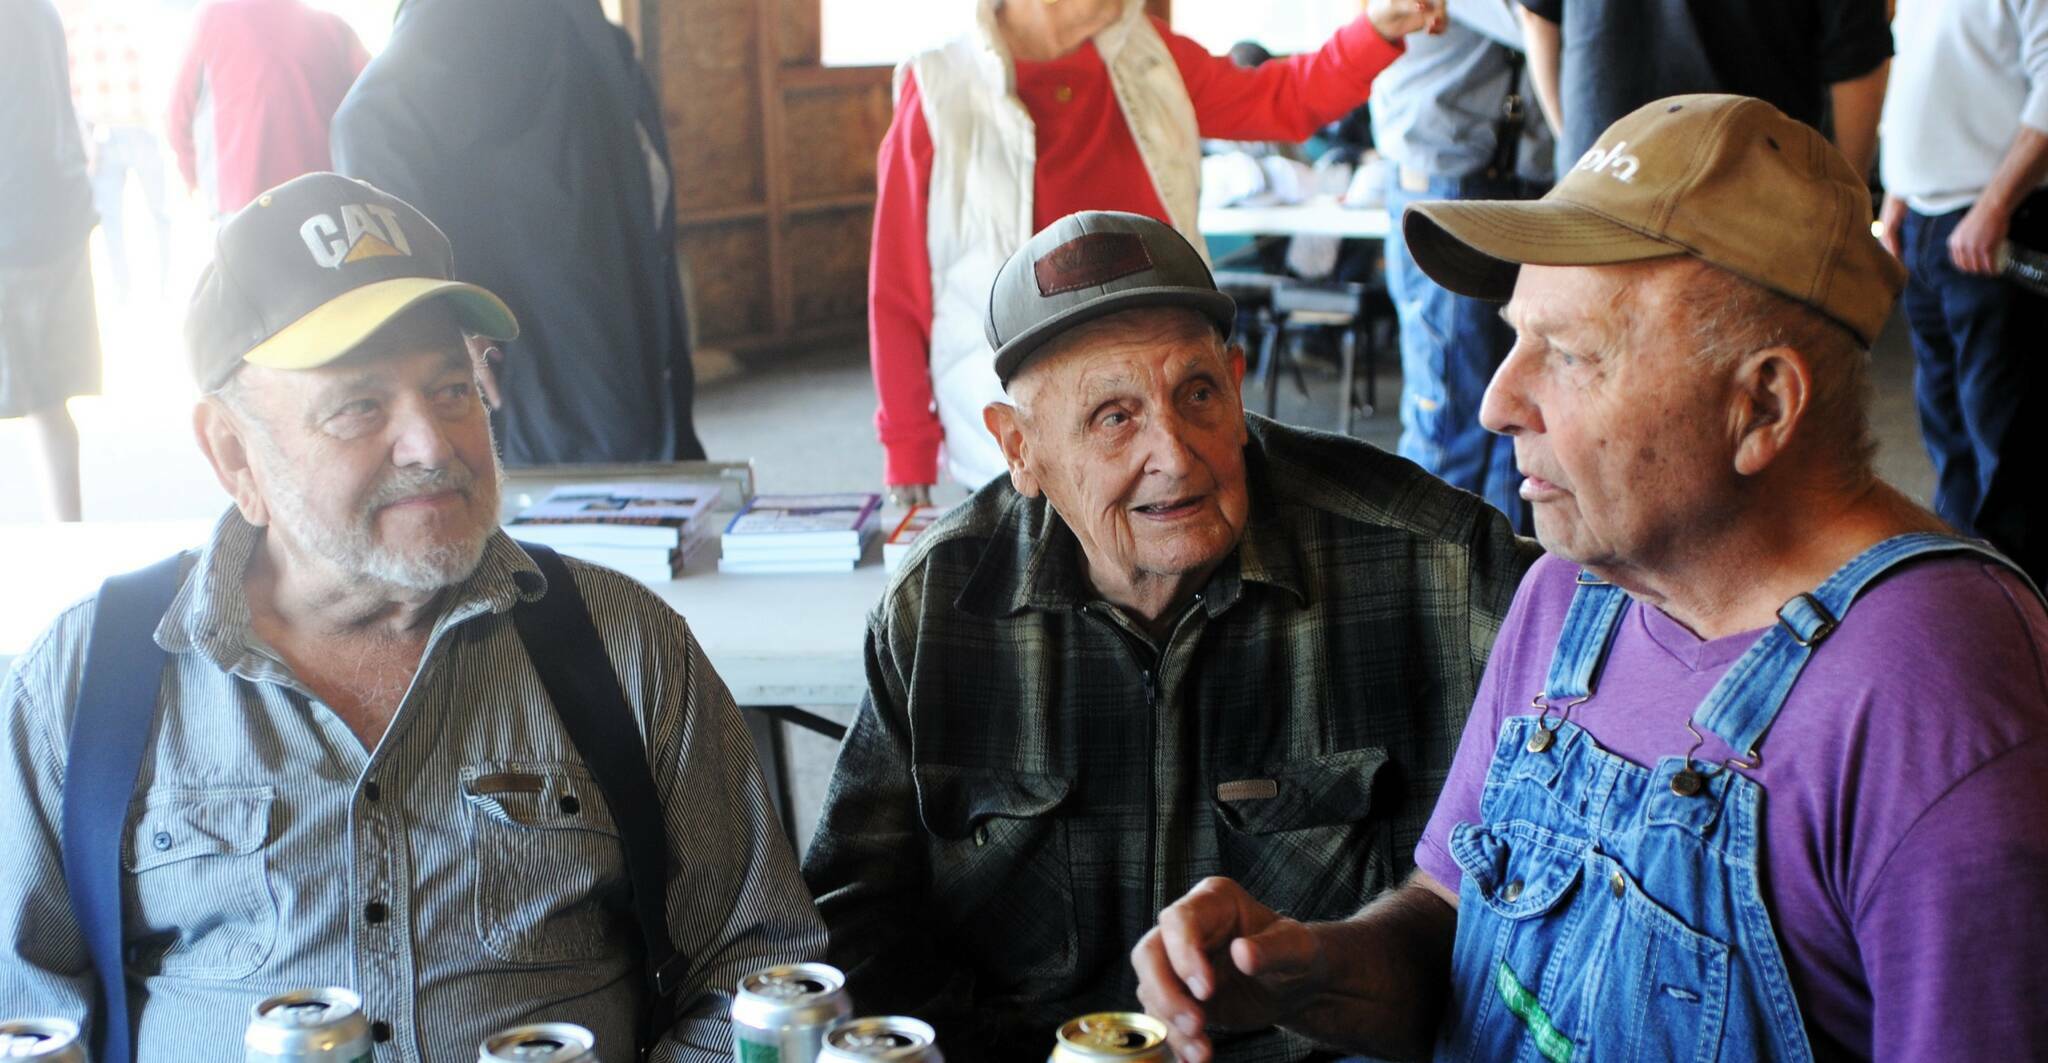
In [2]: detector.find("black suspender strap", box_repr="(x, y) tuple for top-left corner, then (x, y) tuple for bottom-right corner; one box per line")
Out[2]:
(512, 543), (687, 1059)
(61, 553), (187, 1063)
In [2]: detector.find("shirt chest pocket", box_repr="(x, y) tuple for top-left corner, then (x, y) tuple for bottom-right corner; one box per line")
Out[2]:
(913, 764), (1076, 993)
(123, 786), (277, 980)
(461, 763), (629, 965)
(1211, 748), (1393, 921)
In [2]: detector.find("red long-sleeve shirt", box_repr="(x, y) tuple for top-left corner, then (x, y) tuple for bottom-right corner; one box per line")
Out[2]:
(166, 0), (366, 215)
(868, 14), (1402, 486)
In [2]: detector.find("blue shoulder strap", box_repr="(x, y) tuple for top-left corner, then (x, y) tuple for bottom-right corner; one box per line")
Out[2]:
(1694, 532), (2029, 759)
(61, 553), (188, 1063)
(512, 543), (686, 1059)
(1538, 573), (1632, 704)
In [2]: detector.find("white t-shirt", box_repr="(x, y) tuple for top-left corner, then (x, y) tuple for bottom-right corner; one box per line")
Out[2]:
(1880, 0), (2048, 214)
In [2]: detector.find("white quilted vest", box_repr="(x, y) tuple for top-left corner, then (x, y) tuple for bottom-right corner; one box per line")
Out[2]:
(905, 0), (1208, 487)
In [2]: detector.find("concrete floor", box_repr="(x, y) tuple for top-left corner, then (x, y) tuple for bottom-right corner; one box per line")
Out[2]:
(0, 254), (1937, 855)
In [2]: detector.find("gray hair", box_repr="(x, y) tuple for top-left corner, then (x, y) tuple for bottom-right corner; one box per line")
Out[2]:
(1683, 267), (1877, 485)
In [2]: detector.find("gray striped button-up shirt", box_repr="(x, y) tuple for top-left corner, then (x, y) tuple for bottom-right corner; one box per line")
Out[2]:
(0, 511), (825, 1061)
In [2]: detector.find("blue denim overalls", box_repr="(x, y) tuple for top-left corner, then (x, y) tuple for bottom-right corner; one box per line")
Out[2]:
(1435, 533), (2024, 1063)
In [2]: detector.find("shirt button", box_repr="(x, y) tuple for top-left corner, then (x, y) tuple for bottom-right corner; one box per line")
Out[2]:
(559, 794), (581, 815)
(371, 1020), (392, 1043)
(1502, 879), (1523, 902)
(363, 781), (381, 802)
(365, 901), (389, 925)
(152, 831), (174, 851)
(1610, 871), (1626, 898)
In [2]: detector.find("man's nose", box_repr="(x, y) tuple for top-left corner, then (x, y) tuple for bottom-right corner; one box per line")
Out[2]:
(1142, 410), (1198, 478)
(1480, 340), (1542, 437)
(389, 396), (456, 469)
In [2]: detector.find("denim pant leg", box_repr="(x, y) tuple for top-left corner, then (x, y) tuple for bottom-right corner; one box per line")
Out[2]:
(1900, 209), (1978, 531)
(1902, 203), (2047, 558)
(1384, 169), (1536, 531)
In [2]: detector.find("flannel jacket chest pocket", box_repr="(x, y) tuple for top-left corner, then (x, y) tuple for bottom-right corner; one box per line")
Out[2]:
(914, 764), (1076, 991)
(123, 786), (277, 979)
(1211, 748), (1393, 921)
(461, 763), (629, 965)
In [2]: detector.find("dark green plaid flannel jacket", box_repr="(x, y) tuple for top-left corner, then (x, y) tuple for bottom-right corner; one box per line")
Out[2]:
(803, 416), (1538, 1062)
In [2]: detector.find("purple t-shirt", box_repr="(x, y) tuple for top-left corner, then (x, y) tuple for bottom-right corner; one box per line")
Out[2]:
(1417, 552), (2048, 1061)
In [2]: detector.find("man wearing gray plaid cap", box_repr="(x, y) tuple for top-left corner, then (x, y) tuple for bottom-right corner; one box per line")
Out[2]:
(805, 210), (1535, 1062)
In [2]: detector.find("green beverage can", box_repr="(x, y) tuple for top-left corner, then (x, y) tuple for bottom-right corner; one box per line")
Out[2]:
(732, 962), (854, 1063)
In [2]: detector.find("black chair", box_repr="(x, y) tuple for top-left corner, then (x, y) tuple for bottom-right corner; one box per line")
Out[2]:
(1255, 277), (1394, 436)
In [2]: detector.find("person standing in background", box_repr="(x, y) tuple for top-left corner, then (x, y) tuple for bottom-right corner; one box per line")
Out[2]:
(166, 0), (367, 216)
(868, 0), (1447, 506)
(1373, 0), (1551, 531)
(1878, 0), (2048, 585)
(332, 0), (706, 467)
(1517, 0), (1891, 179)
(63, 0), (173, 302)
(1, 0), (103, 522)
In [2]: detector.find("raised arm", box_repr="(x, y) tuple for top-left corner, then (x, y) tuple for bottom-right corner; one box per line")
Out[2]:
(1131, 872), (1459, 1062)
(1163, 0), (1442, 144)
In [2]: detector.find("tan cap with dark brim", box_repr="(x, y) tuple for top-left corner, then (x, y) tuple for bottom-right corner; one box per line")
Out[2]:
(1404, 94), (1906, 347)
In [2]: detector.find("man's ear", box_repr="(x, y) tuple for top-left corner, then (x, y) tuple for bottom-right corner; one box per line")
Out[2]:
(1731, 345), (1812, 477)
(982, 401), (1042, 498)
(194, 396), (270, 526)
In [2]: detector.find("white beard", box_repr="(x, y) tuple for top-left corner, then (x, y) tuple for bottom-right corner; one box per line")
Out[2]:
(252, 435), (504, 593)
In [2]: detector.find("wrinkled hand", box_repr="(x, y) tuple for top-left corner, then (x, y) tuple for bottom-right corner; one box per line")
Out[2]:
(1878, 193), (1905, 260)
(466, 335), (504, 410)
(1366, 0), (1447, 42)
(1131, 877), (1328, 1063)
(1948, 197), (2012, 276)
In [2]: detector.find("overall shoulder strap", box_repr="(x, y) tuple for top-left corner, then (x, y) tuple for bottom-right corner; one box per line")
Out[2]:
(61, 552), (189, 1063)
(1538, 572), (1632, 703)
(511, 543), (685, 1058)
(1695, 533), (2022, 759)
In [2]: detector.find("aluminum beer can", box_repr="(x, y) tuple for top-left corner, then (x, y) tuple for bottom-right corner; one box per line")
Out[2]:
(816, 1017), (943, 1063)
(1048, 1013), (1172, 1063)
(478, 1022), (599, 1062)
(0, 1018), (86, 1062)
(732, 962), (854, 1063)
(245, 987), (374, 1063)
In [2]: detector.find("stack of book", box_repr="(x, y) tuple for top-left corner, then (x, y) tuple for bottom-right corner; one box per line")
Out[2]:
(719, 493), (883, 574)
(883, 503), (950, 573)
(507, 482), (720, 582)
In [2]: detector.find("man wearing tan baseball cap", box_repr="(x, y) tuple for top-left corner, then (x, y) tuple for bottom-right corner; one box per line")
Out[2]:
(1134, 95), (2048, 1063)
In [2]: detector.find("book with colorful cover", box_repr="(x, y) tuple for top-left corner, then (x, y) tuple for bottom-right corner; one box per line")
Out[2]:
(509, 482), (721, 547)
(883, 504), (950, 572)
(721, 493), (883, 548)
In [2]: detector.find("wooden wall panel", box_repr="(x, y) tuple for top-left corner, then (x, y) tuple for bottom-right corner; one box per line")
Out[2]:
(777, 0), (821, 65)
(786, 209), (874, 323)
(660, 0), (766, 212)
(657, 0), (892, 357)
(782, 81), (893, 204)
(681, 221), (775, 342)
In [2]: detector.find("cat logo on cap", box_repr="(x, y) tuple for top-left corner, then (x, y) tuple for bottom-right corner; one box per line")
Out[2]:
(299, 204), (415, 270)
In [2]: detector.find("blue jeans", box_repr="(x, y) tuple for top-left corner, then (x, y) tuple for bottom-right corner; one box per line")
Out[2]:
(88, 125), (171, 300)
(1899, 196), (2047, 583)
(1384, 169), (1543, 533)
